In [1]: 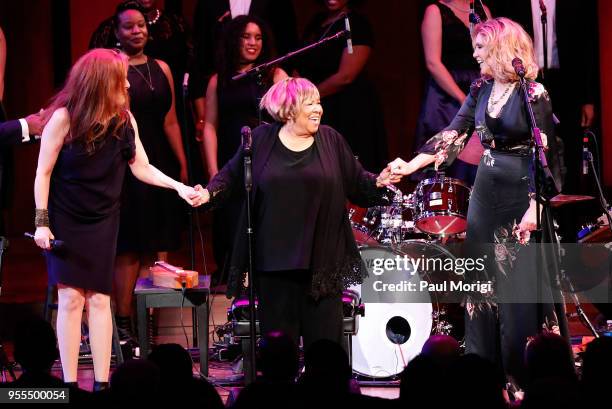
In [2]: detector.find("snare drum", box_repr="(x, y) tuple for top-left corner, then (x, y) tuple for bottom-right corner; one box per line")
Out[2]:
(414, 177), (471, 235)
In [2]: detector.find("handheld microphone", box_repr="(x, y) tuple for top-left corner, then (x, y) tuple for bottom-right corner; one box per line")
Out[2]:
(241, 126), (252, 154)
(24, 232), (65, 249)
(512, 57), (526, 77)
(182, 73), (190, 89)
(583, 133), (590, 175)
(344, 14), (353, 54)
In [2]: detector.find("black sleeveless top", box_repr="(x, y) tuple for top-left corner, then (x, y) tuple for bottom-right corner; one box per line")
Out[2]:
(436, 2), (487, 70)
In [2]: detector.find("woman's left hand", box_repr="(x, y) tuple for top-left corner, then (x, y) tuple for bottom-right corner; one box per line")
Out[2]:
(376, 166), (402, 188)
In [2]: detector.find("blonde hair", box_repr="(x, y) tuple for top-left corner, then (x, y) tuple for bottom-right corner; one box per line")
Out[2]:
(260, 77), (320, 122)
(472, 17), (539, 82)
(44, 48), (130, 152)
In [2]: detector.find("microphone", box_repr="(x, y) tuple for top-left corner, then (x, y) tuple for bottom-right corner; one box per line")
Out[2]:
(344, 14), (353, 54)
(24, 232), (65, 249)
(583, 133), (590, 175)
(469, 2), (481, 24)
(512, 57), (526, 77)
(241, 126), (252, 154)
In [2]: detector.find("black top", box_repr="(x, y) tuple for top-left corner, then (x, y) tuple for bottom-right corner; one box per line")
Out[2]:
(117, 59), (184, 253)
(206, 123), (390, 298)
(255, 138), (323, 271)
(435, 2), (486, 70)
(299, 11), (373, 84)
(217, 74), (272, 168)
(419, 78), (562, 198)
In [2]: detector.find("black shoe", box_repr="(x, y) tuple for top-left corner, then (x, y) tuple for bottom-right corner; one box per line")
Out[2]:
(115, 315), (137, 343)
(93, 381), (109, 392)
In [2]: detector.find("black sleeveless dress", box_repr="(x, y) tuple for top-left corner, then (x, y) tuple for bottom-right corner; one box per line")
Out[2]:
(414, 2), (486, 184)
(298, 11), (388, 171)
(117, 59), (184, 253)
(47, 118), (135, 294)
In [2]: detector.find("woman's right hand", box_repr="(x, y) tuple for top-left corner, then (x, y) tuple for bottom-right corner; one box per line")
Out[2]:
(34, 226), (55, 250)
(194, 185), (210, 205)
(388, 158), (413, 176)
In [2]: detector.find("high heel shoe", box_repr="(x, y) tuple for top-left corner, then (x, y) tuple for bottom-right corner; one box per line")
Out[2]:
(93, 381), (109, 392)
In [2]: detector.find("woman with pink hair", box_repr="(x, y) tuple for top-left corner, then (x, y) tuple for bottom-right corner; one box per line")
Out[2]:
(197, 77), (400, 352)
(389, 18), (566, 387)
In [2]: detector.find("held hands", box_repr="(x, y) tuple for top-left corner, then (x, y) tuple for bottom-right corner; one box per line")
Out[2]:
(387, 158), (412, 177)
(376, 165), (403, 188)
(176, 183), (203, 207)
(34, 226), (55, 250)
(194, 184), (210, 205)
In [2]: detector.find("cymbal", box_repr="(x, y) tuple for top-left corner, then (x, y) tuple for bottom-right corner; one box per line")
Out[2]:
(549, 194), (595, 207)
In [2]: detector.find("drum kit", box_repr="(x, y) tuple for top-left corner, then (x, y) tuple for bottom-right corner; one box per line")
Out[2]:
(348, 175), (469, 379)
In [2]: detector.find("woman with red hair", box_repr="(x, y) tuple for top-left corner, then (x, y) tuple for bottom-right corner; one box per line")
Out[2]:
(33, 48), (202, 390)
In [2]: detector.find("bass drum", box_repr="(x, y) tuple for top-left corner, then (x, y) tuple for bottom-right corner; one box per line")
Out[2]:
(350, 241), (463, 378)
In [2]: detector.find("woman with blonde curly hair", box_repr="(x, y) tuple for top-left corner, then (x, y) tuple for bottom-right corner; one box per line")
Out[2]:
(389, 18), (566, 387)
(34, 48), (202, 390)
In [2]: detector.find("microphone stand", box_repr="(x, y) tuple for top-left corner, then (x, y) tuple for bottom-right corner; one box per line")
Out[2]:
(181, 80), (199, 349)
(232, 29), (350, 82)
(242, 132), (257, 384)
(540, 3), (548, 79)
(517, 72), (547, 312)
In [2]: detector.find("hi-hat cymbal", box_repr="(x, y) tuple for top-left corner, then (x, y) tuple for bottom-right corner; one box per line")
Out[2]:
(549, 194), (595, 207)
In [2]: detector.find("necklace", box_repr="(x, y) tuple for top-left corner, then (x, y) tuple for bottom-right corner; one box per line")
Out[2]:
(130, 59), (155, 92)
(148, 9), (161, 25)
(487, 82), (515, 114)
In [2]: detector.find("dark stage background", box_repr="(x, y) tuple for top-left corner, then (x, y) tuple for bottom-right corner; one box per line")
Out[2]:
(0, 0), (610, 309)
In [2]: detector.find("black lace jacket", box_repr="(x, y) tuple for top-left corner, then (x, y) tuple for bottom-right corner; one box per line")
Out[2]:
(206, 122), (389, 298)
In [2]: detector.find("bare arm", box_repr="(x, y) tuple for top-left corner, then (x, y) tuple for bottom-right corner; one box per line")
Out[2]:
(157, 59), (189, 183)
(33, 108), (70, 249)
(388, 153), (436, 177)
(316, 45), (371, 98)
(422, 5), (466, 103)
(127, 111), (197, 205)
(203, 74), (219, 178)
(193, 96), (206, 141)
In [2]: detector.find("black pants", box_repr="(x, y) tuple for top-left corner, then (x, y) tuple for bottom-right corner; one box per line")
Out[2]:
(465, 151), (569, 386)
(256, 270), (344, 353)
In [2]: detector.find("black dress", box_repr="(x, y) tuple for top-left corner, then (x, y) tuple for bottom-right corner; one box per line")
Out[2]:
(414, 2), (486, 185)
(47, 118), (135, 294)
(298, 11), (388, 171)
(117, 59), (184, 253)
(419, 78), (567, 385)
(211, 74), (273, 277)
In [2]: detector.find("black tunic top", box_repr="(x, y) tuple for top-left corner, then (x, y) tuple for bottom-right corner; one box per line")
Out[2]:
(255, 139), (323, 271)
(206, 123), (390, 298)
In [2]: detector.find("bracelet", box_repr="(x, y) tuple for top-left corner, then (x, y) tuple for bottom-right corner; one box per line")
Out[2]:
(35, 208), (50, 227)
